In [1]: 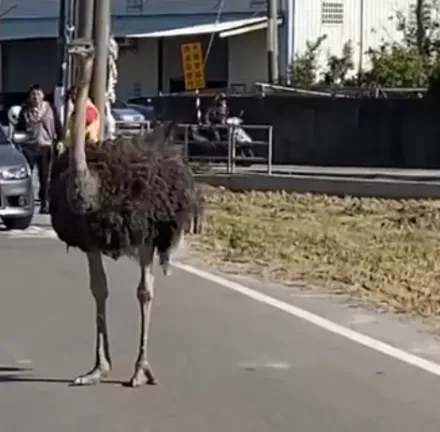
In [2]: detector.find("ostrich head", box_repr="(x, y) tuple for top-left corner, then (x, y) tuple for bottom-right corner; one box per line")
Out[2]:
(66, 38), (100, 214)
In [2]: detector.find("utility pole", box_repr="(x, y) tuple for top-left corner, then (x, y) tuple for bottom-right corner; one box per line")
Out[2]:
(72, 0), (94, 89)
(266, 0), (279, 84)
(76, 0), (94, 39)
(92, 0), (111, 141)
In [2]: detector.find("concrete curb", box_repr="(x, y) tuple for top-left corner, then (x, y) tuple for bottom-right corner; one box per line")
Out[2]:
(195, 173), (440, 199)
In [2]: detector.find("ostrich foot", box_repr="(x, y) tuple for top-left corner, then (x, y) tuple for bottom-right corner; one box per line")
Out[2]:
(128, 362), (157, 387)
(159, 253), (172, 276)
(72, 364), (111, 386)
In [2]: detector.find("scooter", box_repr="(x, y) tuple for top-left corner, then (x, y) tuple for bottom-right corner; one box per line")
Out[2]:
(225, 114), (255, 161)
(183, 113), (254, 166)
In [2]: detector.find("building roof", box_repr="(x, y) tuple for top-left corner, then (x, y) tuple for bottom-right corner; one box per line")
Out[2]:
(3, 0), (266, 18)
(0, 0), (268, 40)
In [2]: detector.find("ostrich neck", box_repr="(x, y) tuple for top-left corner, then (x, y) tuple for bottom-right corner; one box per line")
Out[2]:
(67, 57), (99, 214)
(70, 74), (90, 173)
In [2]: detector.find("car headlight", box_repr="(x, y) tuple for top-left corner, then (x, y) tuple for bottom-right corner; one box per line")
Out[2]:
(1, 166), (29, 180)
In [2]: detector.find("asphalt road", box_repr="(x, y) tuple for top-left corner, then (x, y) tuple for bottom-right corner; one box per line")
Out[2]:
(2, 222), (440, 431)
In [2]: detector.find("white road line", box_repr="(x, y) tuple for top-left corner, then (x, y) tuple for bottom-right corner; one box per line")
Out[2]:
(5, 226), (57, 239)
(174, 262), (440, 377)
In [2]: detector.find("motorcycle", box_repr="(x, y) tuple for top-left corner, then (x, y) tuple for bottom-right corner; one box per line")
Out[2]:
(181, 112), (254, 167)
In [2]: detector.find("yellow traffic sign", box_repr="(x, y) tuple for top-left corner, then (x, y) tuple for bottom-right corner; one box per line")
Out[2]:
(181, 42), (206, 90)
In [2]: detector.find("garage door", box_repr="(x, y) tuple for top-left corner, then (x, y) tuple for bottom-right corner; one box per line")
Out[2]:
(3, 39), (58, 93)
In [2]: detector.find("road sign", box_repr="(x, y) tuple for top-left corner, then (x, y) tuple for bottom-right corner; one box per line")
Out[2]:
(181, 42), (206, 91)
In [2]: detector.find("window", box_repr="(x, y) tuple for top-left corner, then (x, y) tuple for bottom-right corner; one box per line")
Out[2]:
(249, 0), (266, 8)
(321, 2), (344, 25)
(132, 82), (142, 98)
(409, 3), (431, 27)
(125, 0), (144, 13)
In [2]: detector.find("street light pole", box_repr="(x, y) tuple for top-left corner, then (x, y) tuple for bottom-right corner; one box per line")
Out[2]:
(92, 0), (111, 141)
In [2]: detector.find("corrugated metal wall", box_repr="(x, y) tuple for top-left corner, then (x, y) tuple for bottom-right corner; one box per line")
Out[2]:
(293, 0), (414, 75)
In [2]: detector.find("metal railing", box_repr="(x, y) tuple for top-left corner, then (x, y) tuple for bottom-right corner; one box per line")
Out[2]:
(173, 123), (273, 174)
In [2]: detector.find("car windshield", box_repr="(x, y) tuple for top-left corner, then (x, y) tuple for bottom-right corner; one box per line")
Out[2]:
(112, 100), (127, 109)
(0, 125), (10, 145)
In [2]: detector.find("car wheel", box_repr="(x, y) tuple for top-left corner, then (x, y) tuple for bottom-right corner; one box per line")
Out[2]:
(2, 215), (33, 230)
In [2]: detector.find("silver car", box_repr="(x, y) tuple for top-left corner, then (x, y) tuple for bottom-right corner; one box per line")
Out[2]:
(0, 127), (34, 230)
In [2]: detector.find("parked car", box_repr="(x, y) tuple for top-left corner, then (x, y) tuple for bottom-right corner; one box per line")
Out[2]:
(111, 100), (150, 135)
(127, 100), (157, 126)
(0, 127), (34, 230)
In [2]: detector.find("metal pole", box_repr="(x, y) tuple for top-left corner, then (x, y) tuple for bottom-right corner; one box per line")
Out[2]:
(266, 0), (279, 84)
(56, 0), (67, 88)
(358, 0), (364, 79)
(267, 126), (273, 175)
(76, 0), (94, 38)
(92, 0), (111, 141)
(55, 0), (68, 125)
(73, 0), (94, 84)
(66, 0), (76, 88)
(286, 0), (294, 85)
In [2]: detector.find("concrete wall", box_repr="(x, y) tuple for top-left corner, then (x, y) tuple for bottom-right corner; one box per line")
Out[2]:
(228, 29), (268, 92)
(116, 38), (159, 100)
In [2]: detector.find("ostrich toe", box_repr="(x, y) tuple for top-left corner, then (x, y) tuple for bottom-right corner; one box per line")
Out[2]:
(128, 362), (157, 387)
(71, 365), (110, 386)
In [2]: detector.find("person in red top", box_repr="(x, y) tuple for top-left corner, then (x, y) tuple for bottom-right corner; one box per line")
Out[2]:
(63, 86), (101, 150)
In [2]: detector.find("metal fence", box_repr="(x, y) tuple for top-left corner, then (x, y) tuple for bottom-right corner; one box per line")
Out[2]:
(173, 123), (273, 174)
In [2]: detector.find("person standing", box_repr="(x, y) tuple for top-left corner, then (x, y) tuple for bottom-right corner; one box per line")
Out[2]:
(16, 84), (62, 214)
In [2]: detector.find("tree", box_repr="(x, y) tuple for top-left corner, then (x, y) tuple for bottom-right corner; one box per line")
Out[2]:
(323, 41), (355, 85)
(288, 35), (327, 86)
(361, 0), (440, 88)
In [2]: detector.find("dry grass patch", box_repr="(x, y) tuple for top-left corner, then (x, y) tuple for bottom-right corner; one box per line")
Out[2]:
(188, 186), (440, 319)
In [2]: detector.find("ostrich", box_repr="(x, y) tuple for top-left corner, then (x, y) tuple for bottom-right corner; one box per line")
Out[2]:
(49, 39), (198, 387)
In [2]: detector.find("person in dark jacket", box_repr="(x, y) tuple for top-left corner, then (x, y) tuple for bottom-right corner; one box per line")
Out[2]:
(16, 84), (62, 213)
(204, 92), (230, 141)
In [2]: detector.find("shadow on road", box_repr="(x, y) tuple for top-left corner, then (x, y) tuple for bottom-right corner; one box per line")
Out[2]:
(0, 366), (32, 372)
(0, 372), (126, 386)
(0, 365), (138, 386)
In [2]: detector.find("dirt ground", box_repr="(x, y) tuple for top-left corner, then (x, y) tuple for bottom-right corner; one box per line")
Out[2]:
(188, 185), (440, 321)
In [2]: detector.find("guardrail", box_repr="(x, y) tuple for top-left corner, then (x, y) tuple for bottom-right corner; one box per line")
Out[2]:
(173, 123), (273, 175)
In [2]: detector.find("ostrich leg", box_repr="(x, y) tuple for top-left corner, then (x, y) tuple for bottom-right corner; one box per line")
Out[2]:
(129, 244), (157, 387)
(72, 251), (111, 385)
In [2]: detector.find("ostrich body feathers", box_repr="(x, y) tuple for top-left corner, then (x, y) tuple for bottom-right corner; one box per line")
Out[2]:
(49, 138), (197, 260)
